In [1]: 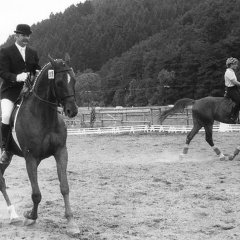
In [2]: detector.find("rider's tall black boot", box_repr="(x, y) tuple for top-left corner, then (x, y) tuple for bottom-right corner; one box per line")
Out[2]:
(230, 104), (240, 123)
(0, 123), (13, 165)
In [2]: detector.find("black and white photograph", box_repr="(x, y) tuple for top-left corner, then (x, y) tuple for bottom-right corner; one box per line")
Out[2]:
(1, 0), (240, 239)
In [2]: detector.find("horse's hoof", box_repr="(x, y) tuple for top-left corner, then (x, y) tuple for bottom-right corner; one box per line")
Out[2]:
(219, 155), (227, 161)
(24, 210), (36, 219)
(228, 155), (235, 161)
(24, 218), (36, 226)
(182, 147), (189, 155)
(23, 210), (37, 225)
(10, 217), (23, 226)
(67, 220), (80, 236)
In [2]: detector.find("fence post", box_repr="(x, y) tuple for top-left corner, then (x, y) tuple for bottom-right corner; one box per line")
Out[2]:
(159, 108), (162, 125)
(81, 114), (85, 127)
(150, 108), (153, 125)
(100, 113), (103, 127)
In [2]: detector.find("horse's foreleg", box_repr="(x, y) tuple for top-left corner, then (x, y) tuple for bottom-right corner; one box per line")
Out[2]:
(24, 157), (41, 224)
(0, 164), (21, 223)
(0, 171), (11, 206)
(0, 163), (11, 206)
(55, 146), (80, 235)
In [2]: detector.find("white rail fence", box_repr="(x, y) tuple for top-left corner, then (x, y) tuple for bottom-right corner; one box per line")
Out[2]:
(67, 123), (240, 135)
(64, 105), (193, 128)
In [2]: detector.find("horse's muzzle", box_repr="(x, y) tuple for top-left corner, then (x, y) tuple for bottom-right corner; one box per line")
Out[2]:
(63, 101), (78, 118)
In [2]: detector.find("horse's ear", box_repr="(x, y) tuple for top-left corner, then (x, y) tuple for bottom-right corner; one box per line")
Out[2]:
(65, 53), (70, 65)
(48, 54), (55, 67)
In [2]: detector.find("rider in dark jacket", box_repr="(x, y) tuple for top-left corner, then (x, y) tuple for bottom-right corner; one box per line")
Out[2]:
(0, 24), (40, 164)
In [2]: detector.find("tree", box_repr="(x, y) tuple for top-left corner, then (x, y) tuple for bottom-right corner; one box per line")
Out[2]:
(75, 71), (101, 106)
(158, 69), (175, 105)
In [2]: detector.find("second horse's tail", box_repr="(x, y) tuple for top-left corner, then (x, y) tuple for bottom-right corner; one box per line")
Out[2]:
(159, 98), (195, 124)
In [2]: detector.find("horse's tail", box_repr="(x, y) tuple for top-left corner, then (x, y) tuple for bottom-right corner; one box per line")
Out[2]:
(159, 98), (195, 124)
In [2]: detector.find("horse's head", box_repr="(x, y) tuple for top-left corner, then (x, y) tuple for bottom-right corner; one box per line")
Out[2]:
(47, 54), (78, 118)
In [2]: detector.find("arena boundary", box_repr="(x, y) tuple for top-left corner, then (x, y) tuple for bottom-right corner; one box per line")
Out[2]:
(67, 123), (240, 135)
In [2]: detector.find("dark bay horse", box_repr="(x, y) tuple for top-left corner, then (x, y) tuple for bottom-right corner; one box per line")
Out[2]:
(0, 54), (80, 234)
(159, 96), (239, 161)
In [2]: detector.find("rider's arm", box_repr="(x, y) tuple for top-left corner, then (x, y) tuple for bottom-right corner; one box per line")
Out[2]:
(230, 78), (240, 87)
(0, 48), (18, 82)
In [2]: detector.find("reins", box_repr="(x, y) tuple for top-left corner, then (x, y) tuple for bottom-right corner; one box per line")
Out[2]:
(32, 90), (58, 107)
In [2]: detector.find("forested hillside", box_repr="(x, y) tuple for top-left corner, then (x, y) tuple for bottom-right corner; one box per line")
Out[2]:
(98, 0), (240, 106)
(1, 0), (240, 107)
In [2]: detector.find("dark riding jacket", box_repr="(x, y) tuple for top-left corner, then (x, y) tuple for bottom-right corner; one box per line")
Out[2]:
(0, 44), (40, 102)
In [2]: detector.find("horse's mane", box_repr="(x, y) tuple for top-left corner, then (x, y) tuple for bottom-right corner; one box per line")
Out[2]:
(31, 58), (65, 91)
(31, 62), (51, 91)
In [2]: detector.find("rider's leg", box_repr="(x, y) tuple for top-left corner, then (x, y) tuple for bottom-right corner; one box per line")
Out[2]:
(0, 99), (14, 164)
(227, 87), (240, 122)
(231, 104), (240, 120)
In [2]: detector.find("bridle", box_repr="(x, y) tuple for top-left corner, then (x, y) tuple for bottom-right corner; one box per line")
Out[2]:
(32, 66), (75, 107)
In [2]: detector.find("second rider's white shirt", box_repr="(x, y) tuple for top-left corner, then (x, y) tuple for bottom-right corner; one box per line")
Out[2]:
(225, 68), (237, 87)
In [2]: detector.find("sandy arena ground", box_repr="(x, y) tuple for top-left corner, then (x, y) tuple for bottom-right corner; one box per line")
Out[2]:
(1, 132), (240, 240)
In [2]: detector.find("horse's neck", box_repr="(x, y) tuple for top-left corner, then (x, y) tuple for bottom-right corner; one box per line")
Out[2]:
(26, 96), (58, 119)
(26, 70), (58, 119)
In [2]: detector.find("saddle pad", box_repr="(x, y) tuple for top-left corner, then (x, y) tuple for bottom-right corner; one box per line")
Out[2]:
(12, 104), (22, 151)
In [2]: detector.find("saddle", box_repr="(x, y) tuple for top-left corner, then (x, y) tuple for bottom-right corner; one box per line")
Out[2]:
(9, 74), (36, 128)
(10, 104), (20, 128)
(222, 94), (235, 108)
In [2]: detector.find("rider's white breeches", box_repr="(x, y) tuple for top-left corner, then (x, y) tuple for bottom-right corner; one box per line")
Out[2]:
(1, 99), (14, 124)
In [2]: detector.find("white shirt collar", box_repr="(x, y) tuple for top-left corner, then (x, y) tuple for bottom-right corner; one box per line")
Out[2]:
(15, 42), (26, 61)
(15, 42), (26, 51)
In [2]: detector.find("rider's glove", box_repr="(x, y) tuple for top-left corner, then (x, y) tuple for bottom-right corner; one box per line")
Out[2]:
(16, 72), (29, 82)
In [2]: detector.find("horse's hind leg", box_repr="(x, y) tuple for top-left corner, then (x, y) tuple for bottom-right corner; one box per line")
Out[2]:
(54, 146), (80, 235)
(204, 124), (225, 160)
(0, 164), (21, 223)
(180, 120), (202, 159)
